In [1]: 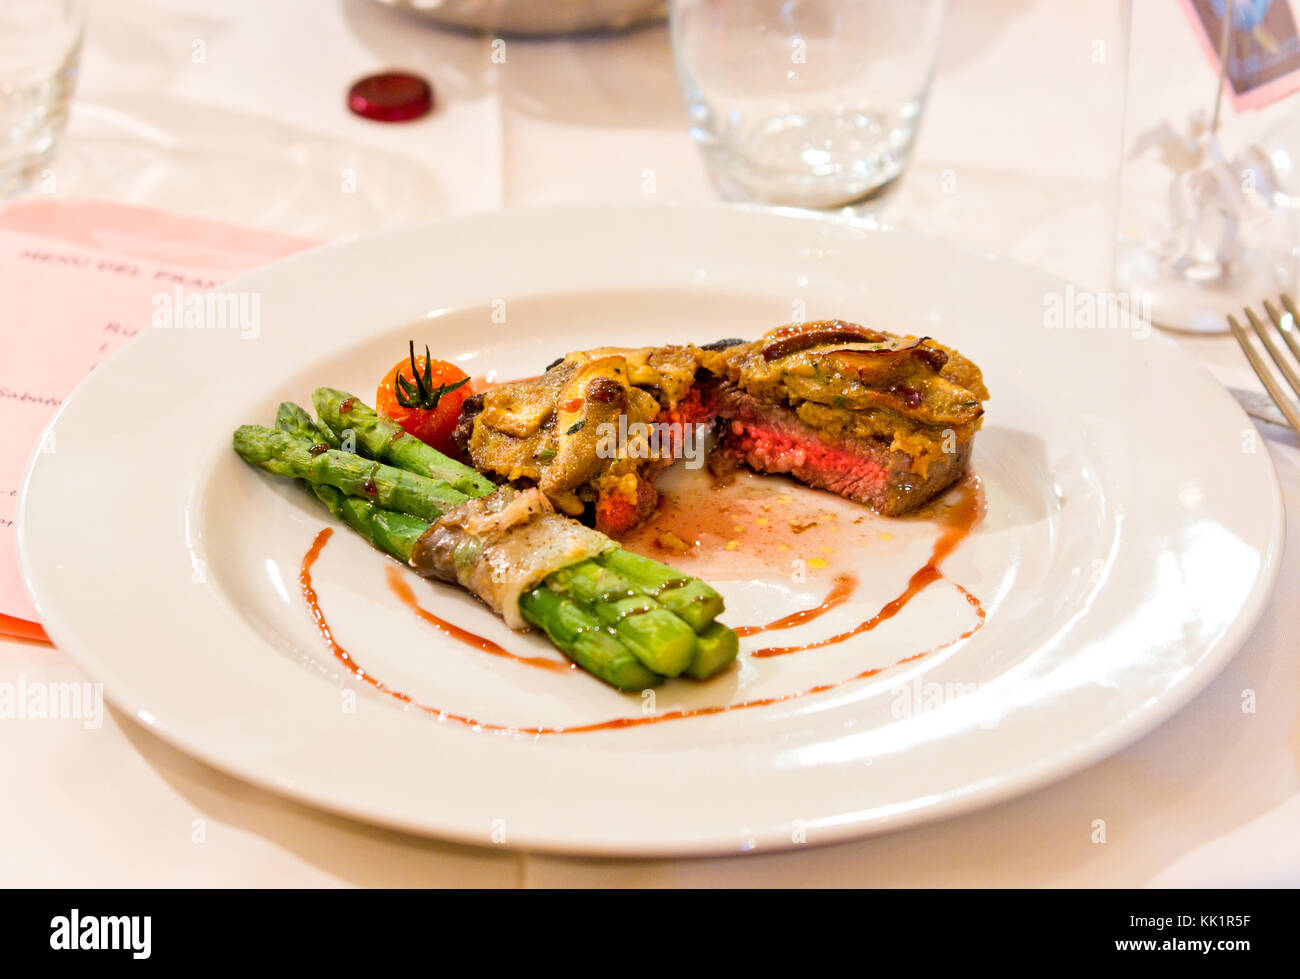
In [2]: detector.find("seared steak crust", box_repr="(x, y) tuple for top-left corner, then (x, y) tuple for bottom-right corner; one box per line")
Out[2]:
(704, 380), (972, 516)
(695, 321), (987, 514)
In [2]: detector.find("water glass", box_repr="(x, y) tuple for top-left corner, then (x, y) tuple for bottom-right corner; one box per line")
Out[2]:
(670, 0), (945, 209)
(0, 0), (85, 197)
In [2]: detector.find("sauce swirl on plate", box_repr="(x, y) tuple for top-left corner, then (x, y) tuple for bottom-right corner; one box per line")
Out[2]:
(296, 478), (986, 735)
(385, 566), (572, 673)
(746, 479), (985, 656)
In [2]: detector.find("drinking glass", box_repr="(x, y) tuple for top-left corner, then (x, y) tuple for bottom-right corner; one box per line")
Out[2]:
(670, 0), (945, 209)
(0, 0), (85, 197)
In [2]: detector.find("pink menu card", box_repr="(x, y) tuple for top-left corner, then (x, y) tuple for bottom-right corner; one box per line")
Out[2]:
(0, 199), (312, 642)
(1180, 0), (1300, 111)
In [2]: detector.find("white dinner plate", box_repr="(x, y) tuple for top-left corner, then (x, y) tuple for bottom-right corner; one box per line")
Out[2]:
(18, 205), (1284, 856)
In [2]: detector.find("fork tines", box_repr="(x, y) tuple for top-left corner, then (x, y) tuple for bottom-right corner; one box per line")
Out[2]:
(1229, 294), (1300, 434)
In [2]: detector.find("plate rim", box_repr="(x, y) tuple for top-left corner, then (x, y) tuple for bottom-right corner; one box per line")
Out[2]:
(17, 202), (1287, 856)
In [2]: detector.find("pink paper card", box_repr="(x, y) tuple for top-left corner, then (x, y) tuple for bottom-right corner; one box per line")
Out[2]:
(1181, 0), (1300, 111)
(0, 199), (312, 640)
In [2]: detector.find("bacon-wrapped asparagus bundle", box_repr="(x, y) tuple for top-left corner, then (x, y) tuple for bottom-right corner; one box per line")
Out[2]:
(232, 403), (739, 690)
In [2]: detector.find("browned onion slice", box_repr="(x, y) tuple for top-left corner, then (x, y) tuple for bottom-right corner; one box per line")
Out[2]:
(761, 320), (888, 361)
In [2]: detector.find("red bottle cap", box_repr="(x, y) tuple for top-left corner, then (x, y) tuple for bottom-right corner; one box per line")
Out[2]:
(347, 72), (433, 122)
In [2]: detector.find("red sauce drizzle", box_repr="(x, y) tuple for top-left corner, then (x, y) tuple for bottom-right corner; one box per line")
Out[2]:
(565, 589), (986, 733)
(300, 529), (531, 733)
(749, 478), (984, 657)
(296, 478), (986, 736)
(384, 566), (571, 673)
(300, 530), (408, 698)
(735, 573), (857, 637)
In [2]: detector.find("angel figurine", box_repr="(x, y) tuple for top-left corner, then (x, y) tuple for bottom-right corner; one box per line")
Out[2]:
(1130, 108), (1279, 287)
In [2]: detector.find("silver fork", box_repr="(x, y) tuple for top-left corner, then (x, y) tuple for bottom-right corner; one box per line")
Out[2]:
(1228, 294), (1300, 434)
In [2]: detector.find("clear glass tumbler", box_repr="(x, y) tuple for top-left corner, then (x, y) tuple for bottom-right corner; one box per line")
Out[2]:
(671, 0), (945, 209)
(0, 0), (85, 197)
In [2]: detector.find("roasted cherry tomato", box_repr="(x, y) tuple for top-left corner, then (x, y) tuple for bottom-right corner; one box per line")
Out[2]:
(376, 342), (473, 457)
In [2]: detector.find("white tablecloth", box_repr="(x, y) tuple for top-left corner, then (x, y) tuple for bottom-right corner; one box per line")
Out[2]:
(4, 0), (1297, 886)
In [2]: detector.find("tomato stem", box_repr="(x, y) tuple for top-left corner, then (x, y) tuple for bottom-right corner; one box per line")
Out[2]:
(394, 340), (470, 410)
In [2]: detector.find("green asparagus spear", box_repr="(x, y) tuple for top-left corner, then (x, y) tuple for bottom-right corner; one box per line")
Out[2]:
(274, 453), (425, 562)
(276, 400), (341, 450)
(544, 561), (696, 676)
(233, 424), (469, 521)
(313, 387), (497, 498)
(518, 586), (662, 692)
(276, 402), (428, 560)
(684, 621), (740, 680)
(275, 403), (418, 554)
(308, 483), (426, 564)
(327, 493), (427, 564)
(597, 548), (725, 632)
